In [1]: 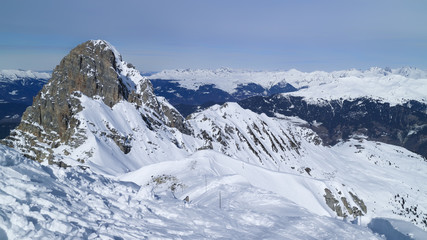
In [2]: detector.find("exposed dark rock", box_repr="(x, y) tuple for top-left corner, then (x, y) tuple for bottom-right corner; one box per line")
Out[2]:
(324, 188), (366, 218)
(324, 188), (343, 217)
(128, 78), (190, 134)
(349, 192), (367, 214)
(341, 197), (353, 216)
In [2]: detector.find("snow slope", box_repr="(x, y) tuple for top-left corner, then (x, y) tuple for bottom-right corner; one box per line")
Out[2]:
(150, 67), (427, 105)
(0, 145), (386, 240)
(2, 139), (426, 239)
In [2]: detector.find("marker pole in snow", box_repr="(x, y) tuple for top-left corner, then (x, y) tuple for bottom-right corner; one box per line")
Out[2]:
(219, 191), (222, 209)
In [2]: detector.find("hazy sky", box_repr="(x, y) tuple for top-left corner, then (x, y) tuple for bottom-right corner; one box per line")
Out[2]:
(1, 0), (426, 72)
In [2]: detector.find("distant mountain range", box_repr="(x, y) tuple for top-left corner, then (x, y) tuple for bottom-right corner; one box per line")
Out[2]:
(149, 67), (427, 107)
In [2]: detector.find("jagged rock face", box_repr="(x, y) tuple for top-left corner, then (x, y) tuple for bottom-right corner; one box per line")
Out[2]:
(239, 95), (427, 158)
(128, 80), (189, 134)
(1, 40), (188, 162)
(52, 40), (128, 107)
(13, 41), (127, 143)
(323, 188), (367, 218)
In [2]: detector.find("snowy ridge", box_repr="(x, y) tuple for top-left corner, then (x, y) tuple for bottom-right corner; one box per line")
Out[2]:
(188, 102), (311, 170)
(89, 40), (184, 129)
(0, 69), (50, 82)
(150, 67), (427, 105)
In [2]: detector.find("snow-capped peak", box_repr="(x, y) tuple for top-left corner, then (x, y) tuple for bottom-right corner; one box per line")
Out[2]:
(88, 39), (149, 93)
(90, 39), (122, 60)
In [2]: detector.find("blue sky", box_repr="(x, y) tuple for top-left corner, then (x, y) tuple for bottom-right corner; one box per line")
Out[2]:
(1, 0), (426, 72)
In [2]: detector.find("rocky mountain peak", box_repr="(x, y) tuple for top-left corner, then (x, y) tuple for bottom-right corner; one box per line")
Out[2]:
(1, 40), (188, 163)
(50, 39), (132, 106)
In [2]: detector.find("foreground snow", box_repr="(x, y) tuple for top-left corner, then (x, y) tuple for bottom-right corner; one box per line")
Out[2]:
(0, 145), (386, 239)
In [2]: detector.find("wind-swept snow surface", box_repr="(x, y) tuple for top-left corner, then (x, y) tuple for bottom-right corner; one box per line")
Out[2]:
(0, 145), (386, 239)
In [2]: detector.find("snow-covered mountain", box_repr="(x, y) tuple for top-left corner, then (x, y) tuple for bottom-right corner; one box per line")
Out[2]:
(150, 67), (427, 106)
(1, 40), (426, 239)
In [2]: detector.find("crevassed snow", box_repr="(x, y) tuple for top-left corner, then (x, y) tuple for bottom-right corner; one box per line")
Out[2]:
(149, 67), (427, 105)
